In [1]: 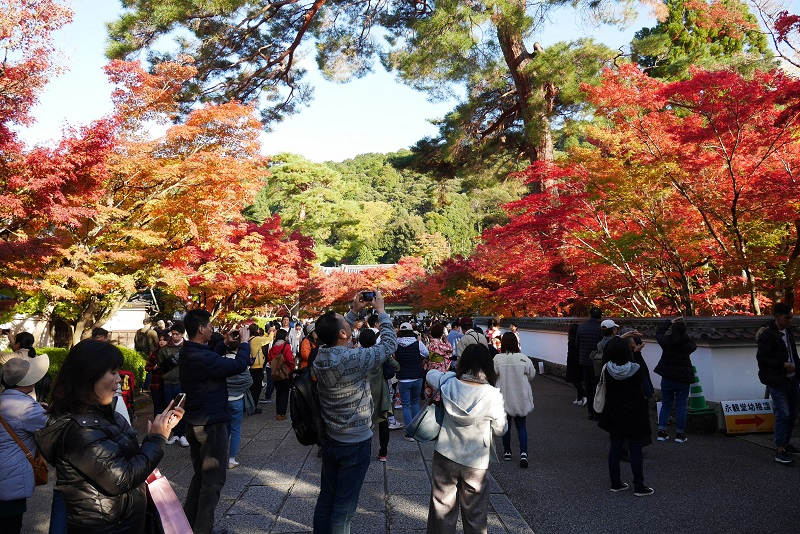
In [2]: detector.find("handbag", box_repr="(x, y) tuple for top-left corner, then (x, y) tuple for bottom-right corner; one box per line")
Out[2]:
(145, 468), (192, 534)
(593, 363), (608, 414)
(0, 410), (49, 486)
(406, 375), (455, 442)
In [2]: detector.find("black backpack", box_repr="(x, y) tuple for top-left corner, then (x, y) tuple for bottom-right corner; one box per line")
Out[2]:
(134, 329), (150, 354)
(290, 367), (326, 446)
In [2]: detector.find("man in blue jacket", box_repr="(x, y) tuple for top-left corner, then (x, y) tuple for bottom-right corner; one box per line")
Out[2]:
(179, 309), (250, 534)
(577, 307), (603, 420)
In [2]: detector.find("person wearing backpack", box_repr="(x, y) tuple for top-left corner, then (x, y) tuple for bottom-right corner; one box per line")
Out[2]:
(134, 317), (159, 393)
(268, 329), (295, 421)
(312, 291), (397, 534)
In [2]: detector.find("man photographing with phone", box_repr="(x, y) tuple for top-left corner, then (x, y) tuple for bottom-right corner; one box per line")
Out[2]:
(312, 290), (397, 533)
(179, 310), (250, 534)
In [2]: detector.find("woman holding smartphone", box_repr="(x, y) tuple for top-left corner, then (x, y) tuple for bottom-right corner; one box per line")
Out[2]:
(35, 340), (184, 533)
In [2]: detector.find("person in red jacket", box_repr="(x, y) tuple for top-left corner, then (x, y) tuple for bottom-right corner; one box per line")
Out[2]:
(268, 329), (296, 420)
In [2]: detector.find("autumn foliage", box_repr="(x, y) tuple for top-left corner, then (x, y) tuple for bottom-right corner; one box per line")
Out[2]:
(302, 257), (426, 313)
(0, 4), (314, 342)
(416, 65), (800, 317)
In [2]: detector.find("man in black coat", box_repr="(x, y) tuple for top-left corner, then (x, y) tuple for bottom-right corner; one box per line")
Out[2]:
(756, 303), (799, 465)
(179, 309), (250, 534)
(577, 307), (603, 420)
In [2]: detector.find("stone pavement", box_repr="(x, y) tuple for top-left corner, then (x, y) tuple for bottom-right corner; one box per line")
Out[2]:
(21, 373), (800, 534)
(22, 398), (533, 534)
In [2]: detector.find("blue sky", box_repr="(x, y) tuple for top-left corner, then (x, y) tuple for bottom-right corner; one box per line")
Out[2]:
(19, 1), (656, 162)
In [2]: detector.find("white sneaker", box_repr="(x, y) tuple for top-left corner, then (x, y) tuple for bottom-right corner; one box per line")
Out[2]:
(388, 421), (404, 430)
(227, 458), (239, 469)
(578, 397), (587, 406)
(166, 436), (179, 445)
(179, 436), (190, 447)
(394, 403), (402, 410)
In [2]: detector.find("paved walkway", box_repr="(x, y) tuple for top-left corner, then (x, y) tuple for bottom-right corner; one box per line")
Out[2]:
(23, 398), (532, 534)
(21, 373), (800, 534)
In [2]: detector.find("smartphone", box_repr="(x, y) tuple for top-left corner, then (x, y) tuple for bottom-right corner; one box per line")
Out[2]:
(173, 393), (187, 409)
(361, 291), (375, 302)
(1, 328), (9, 335)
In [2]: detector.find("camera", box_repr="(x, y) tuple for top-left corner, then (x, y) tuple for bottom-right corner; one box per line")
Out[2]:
(361, 291), (375, 302)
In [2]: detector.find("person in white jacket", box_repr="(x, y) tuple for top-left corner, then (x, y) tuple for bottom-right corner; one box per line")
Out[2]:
(493, 332), (536, 468)
(426, 344), (507, 534)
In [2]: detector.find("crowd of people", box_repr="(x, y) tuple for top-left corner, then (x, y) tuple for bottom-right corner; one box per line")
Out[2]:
(0, 299), (798, 533)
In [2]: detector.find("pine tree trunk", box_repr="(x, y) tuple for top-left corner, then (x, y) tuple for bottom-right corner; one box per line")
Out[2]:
(494, 11), (555, 165)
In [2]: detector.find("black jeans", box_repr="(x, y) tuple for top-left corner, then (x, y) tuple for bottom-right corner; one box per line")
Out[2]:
(0, 510), (23, 534)
(274, 379), (292, 416)
(184, 421), (229, 534)
(582, 364), (597, 416)
(249, 367), (264, 407)
(609, 435), (644, 489)
(378, 419), (389, 457)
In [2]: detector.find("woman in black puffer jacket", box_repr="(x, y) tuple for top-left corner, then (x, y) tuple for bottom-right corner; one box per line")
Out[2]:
(35, 340), (184, 534)
(653, 318), (697, 444)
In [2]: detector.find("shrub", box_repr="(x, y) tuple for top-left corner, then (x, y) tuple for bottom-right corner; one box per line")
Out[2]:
(119, 346), (147, 386)
(4, 345), (147, 388)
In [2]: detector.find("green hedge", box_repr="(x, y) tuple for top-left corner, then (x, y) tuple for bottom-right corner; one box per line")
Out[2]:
(2, 345), (147, 387)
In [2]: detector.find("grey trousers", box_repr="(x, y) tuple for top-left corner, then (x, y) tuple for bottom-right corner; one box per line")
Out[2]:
(427, 451), (490, 534)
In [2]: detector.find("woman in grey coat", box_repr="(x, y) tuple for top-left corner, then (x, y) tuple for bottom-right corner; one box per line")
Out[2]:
(0, 357), (49, 534)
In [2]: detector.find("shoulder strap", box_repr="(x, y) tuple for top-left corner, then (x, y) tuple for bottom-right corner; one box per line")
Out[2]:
(427, 374), (455, 406)
(0, 408), (34, 461)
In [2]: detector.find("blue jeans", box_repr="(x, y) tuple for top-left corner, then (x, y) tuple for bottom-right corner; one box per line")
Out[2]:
(609, 435), (644, 489)
(313, 438), (371, 534)
(399, 379), (423, 433)
(658, 378), (690, 433)
(162, 382), (185, 437)
(770, 381), (800, 449)
(502, 415), (528, 455)
(48, 489), (67, 534)
(227, 398), (244, 458)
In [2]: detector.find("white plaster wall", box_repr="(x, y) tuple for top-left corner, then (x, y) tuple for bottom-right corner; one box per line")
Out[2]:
(518, 330), (567, 365)
(514, 328), (763, 403)
(104, 305), (150, 333)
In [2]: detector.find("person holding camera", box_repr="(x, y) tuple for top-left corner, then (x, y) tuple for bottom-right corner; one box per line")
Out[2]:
(179, 310), (250, 534)
(654, 317), (696, 444)
(160, 321), (188, 446)
(312, 290), (397, 533)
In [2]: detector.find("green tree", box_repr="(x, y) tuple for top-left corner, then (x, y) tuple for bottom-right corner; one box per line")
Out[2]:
(244, 153), (368, 265)
(631, 0), (774, 80)
(107, 1), (635, 165)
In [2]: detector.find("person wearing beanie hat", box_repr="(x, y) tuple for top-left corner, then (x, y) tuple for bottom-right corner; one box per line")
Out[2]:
(0, 356), (49, 534)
